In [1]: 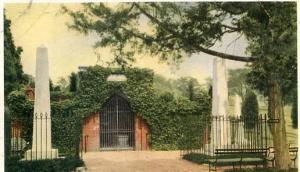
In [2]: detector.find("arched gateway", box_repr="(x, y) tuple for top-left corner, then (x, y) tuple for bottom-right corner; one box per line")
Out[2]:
(100, 95), (135, 150)
(81, 94), (150, 152)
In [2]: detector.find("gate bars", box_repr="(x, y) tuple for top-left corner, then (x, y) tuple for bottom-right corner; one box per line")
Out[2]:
(181, 114), (273, 157)
(100, 95), (135, 150)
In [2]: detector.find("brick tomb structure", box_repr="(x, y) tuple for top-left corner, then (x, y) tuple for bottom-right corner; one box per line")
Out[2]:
(81, 112), (150, 152)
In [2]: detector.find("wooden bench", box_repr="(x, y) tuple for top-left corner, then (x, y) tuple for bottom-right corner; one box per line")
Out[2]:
(267, 146), (298, 167)
(208, 148), (268, 172)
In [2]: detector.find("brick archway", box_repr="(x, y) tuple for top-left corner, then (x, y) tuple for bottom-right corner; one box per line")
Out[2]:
(81, 96), (150, 152)
(99, 95), (135, 150)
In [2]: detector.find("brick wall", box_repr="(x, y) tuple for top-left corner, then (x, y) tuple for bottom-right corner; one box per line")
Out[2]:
(82, 112), (100, 152)
(135, 115), (150, 150)
(81, 113), (150, 152)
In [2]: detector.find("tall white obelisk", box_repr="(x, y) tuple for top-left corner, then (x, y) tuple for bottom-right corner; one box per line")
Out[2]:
(24, 46), (58, 160)
(234, 94), (246, 145)
(234, 94), (242, 118)
(211, 58), (230, 148)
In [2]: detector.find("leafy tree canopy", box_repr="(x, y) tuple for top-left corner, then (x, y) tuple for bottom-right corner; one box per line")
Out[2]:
(61, 2), (257, 66)
(228, 68), (251, 101)
(243, 2), (297, 100)
(4, 12), (27, 97)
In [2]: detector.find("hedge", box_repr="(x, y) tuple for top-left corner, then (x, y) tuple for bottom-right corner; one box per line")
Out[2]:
(5, 156), (84, 172)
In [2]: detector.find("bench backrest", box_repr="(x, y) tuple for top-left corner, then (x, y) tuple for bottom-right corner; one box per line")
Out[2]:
(215, 148), (268, 154)
(215, 148), (268, 157)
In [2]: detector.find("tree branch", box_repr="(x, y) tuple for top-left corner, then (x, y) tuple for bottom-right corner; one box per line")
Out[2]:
(134, 2), (255, 62)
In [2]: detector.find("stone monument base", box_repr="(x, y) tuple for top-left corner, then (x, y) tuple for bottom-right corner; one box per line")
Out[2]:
(23, 149), (59, 160)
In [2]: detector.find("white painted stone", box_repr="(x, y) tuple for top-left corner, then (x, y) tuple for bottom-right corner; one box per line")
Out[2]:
(234, 94), (246, 145)
(211, 58), (230, 148)
(234, 94), (242, 117)
(107, 74), (127, 82)
(24, 46), (58, 160)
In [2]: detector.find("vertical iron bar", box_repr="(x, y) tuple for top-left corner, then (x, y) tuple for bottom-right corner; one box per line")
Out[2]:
(260, 115), (263, 148)
(265, 114), (267, 148)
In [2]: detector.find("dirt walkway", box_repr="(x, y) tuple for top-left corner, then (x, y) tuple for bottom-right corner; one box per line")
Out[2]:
(82, 151), (212, 172)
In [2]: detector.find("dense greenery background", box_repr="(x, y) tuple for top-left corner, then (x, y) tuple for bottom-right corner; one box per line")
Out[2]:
(8, 66), (211, 151)
(75, 66), (211, 150)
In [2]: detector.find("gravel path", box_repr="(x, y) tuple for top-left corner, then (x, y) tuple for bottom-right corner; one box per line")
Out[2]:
(82, 151), (212, 172)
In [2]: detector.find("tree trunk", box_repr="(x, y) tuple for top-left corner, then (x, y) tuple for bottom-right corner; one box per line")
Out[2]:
(268, 78), (290, 170)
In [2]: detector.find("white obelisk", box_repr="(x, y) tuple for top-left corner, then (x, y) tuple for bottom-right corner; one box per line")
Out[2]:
(24, 46), (58, 160)
(234, 94), (246, 144)
(211, 58), (230, 148)
(234, 94), (242, 118)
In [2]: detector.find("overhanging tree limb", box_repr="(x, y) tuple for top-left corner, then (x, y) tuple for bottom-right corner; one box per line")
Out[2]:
(134, 2), (256, 62)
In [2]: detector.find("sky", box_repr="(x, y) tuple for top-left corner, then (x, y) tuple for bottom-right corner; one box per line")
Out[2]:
(5, 3), (249, 84)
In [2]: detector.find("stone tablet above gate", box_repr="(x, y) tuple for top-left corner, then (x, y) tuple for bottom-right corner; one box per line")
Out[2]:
(107, 74), (127, 82)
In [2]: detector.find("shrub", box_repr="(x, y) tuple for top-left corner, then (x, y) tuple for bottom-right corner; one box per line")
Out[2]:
(182, 153), (211, 164)
(5, 156), (84, 172)
(241, 91), (259, 129)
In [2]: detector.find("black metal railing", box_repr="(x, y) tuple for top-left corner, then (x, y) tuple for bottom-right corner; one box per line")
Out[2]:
(9, 112), (82, 161)
(180, 114), (273, 157)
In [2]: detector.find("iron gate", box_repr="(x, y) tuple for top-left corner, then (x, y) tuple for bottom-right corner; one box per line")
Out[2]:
(100, 95), (135, 150)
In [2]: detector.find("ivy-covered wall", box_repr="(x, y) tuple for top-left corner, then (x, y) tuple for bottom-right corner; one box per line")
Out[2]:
(7, 66), (211, 151)
(76, 66), (211, 150)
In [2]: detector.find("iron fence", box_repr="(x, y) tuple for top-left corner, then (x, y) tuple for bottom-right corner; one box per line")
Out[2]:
(8, 112), (82, 161)
(180, 114), (273, 157)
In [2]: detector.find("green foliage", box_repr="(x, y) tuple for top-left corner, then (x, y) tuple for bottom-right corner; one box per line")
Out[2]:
(154, 75), (207, 101)
(76, 66), (211, 150)
(182, 153), (212, 164)
(228, 69), (251, 101)
(153, 75), (175, 95)
(7, 66), (211, 151)
(4, 13), (27, 97)
(62, 2), (254, 67)
(241, 91), (258, 129)
(187, 80), (194, 101)
(69, 72), (78, 92)
(51, 100), (82, 157)
(4, 107), (11, 163)
(244, 2), (297, 100)
(50, 91), (73, 102)
(7, 91), (81, 156)
(291, 95), (297, 129)
(56, 77), (69, 92)
(5, 156), (84, 172)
